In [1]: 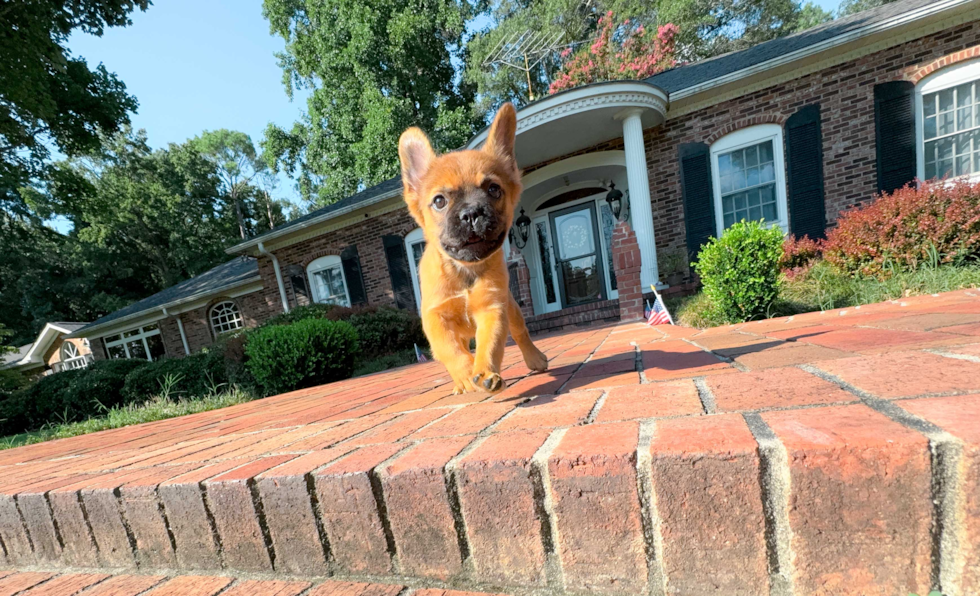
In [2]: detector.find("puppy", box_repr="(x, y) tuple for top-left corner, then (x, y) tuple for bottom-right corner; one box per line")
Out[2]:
(398, 103), (548, 393)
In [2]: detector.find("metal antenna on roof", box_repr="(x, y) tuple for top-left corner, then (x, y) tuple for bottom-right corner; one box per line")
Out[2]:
(482, 29), (572, 102)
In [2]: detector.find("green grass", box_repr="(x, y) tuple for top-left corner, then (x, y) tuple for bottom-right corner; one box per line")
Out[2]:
(0, 388), (255, 450)
(673, 261), (980, 328)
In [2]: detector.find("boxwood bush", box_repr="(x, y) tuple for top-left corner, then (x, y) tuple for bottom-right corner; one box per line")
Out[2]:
(245, 318), (359, 395)
(121, 350), (228, 402)
(694, 220), (784, 323)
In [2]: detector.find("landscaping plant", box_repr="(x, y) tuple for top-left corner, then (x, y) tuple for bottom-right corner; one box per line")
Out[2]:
(693, 220), (784, 323)
(245, 318), (359, 395)
(121, 350), (228, 403)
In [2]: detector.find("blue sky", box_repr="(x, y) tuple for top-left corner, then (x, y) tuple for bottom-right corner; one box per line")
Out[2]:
(62, 0), (843, 223)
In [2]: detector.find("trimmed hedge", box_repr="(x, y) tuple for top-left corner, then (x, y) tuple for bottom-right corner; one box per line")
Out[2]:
(121, 351), (228, 402)
(0, 359), (147, 435)
(694, 220), (784, 323)
(245, 318), (360, 395)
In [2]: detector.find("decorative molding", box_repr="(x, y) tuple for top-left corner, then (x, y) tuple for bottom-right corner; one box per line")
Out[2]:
(513, 92), (668, 135)
(668, 9), (980, 119)
(907, 44), (980, 82)
(703, 114), (789, 144)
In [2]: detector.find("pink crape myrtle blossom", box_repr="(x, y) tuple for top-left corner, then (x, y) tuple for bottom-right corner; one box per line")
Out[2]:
(548, 12), (678, 95)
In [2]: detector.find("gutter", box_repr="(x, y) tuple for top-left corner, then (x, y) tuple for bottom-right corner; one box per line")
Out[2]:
(226, 188), (403, 255)
(69, 275), (263, 339)
(258, 241), (290, 314)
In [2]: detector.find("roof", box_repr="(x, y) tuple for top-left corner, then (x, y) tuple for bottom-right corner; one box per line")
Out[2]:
(647, 0), (944, 94)
(48, 322), (88, 333)
(74, 257), (261, 336)
(1, 344), (32, 368)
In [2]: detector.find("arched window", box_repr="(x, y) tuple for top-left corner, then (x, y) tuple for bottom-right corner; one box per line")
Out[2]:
(915, 58), (980, 181)
(210, 300), (244, 335)
(710, 124), (788, 235)
(306, 255), (350, 306)
(61, 341), (80, 361)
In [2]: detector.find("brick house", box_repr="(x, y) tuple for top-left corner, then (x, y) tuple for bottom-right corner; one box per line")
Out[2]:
(73, 0), (980, 359)
(1, 323), (93, 378)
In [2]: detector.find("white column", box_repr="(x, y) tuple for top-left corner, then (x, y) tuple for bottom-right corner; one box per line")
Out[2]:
(164, 307), (191, 356)
(617, 108), (660, 290)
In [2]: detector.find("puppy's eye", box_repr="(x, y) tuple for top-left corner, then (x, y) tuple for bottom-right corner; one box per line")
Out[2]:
(487, 183), (503, 199)
(431, 195), (448, 211)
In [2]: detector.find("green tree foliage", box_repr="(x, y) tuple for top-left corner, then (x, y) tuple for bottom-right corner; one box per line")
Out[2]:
(261, 0), (481, 207)
(0, 0), (147, 213)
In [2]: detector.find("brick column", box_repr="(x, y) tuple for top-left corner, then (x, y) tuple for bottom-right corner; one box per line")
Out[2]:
(507, 245), (535, 320)
(612, 221), (644, 322)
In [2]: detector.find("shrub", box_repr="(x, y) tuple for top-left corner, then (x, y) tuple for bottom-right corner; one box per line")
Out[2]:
(779, 234), (823, 277)
(0, 359), (147, 435)
(264, 303), (336, 327)
(245, 318), (359, 395)
(122, 351), (228, 403)
(693, 220), (784, 323)
(824, 180), (980, 277)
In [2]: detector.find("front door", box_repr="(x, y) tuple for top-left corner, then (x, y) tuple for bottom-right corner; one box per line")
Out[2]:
(550, 202), (606, 308)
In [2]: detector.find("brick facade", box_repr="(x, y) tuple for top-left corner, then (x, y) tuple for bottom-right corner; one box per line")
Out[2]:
(611, 222), (644, 322)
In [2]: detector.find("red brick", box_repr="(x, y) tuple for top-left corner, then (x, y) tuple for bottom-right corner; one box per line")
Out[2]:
(204, 455), (296, 571)
(782, 325), (970, 353)
(816, 351), (980, 398)
(561, 371), (639, 392)
(306, 581), (404, 596)
(0, 573), (55, 596)
(548, 422), (645, 593)
(493, 391), (600, 432)
(216, 580), (312, 596)
(763, 405), (932, 596)
(642, 340), (732, 380)
(456, 430), (551, 586)
(408, 403), (513, 439)
(707, 367), (857, 411)
(596, 381), (703, 421)
(18, 574), (108, 596)
(143, 575), (234, 596)
(733, 342), (854, 370)
(341, 409), (449, 447)
(312, 444), (406, 575)
(382, 436), (472, 579)
(651, 415), (767, 595)
(69, 575), (164, 596)
(899, 394), (980, 593)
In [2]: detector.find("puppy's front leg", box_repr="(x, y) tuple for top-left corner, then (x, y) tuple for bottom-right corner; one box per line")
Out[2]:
(471, 303), (508, 392)
(424, 312), (478, 394)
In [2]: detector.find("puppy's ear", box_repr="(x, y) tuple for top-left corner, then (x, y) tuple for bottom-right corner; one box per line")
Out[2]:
(399, 127), (436, 224)
(484, 103), (517, 164)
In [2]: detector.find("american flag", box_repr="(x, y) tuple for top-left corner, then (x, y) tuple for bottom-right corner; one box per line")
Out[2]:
(645, 292), (673, 326)
(414, 343), (429, 363)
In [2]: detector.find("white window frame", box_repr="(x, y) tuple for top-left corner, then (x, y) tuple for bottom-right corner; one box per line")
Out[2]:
(59, 341), (89, 371)
(209, 300), (244, 335)
(915, 58), (980, 183)
(103, 324), (164, 361)
(709, 124), (789, 237)
(404, 228), (426, 312)
(306, 255), (351, 307)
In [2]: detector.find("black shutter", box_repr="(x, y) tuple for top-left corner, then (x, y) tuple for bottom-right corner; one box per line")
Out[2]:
(679, 142), (717, 261)
(874, 81), (916, 194)
(382, 235), (416, 311)
(340, 244), (368, 306)
(785, 104), (828, 240)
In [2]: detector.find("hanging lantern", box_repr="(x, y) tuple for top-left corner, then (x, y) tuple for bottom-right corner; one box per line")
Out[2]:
(512, 207), (531, 249)
(605, 182), (624, 220)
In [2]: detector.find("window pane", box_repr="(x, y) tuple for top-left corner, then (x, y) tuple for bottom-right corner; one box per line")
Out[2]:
(535, 222), (557, 304)
(956, 82), (972, 108)
(717, 153), (732, 174)
(123, 329), (140, 338)
(105, 334), (121, 344)
(146, 334), (166, 361)
(143, 324), (159, 332)
(762, 201), (778, 222)
(745, 146), (759, 167)
(600, 203), (618, 292)
(127, 340), (147, 360)
(924, 95), (936, 117)
(958, 107), (973, 130)
(940, 111), (955, 136)
(717, 139), (779, 231)
(746, 166), (760, 187)
(759, 141), (774, 164)
(411, 241), (425, 270)
(940, 88), (954, 113)
(924, 115), (937, 139)
(313, 266), (349, 306)
(107, 344), (127, 359)
(723, 212), (736, 229)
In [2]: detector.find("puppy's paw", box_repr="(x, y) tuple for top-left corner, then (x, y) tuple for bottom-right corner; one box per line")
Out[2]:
(524, 347), (549, 372)
(472, 371), (505, 392)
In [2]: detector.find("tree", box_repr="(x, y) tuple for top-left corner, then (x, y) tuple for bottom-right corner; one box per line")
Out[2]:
(548, 13), (678, 94)
(261, 0), (481, 207)
(838, 0), (897, 16)
(192, 129), (280, 239)
(0, 0), (147, 213)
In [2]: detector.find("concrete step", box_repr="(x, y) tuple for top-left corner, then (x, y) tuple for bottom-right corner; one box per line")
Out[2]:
(0, 290), (978, 596)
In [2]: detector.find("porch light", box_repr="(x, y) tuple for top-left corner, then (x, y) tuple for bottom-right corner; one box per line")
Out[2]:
(512, 207), (531, 249)
(605, 182), (624, 220)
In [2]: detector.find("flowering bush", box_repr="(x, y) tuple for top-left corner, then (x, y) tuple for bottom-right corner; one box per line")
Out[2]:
(824, 180), (980, 277)
(779, 234), (824, 278)
(548, 13), (678, 95)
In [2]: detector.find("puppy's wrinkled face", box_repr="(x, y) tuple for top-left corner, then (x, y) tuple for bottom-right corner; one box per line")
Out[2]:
(399, 104), (521, 265)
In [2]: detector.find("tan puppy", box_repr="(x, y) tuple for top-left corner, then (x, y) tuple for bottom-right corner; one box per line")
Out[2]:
(398, 103), (548, 393)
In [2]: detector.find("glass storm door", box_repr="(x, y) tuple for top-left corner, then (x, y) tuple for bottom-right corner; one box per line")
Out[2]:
(550, 202), (605, 308)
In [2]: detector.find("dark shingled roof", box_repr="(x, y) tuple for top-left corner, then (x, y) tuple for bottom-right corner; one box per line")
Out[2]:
(76, 257), (261, 335)
(646, 0), (940, 93)
(1, 344), (32, 367)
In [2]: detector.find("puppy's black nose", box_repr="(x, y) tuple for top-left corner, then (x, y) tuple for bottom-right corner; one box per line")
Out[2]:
(458, 204), (489, 234)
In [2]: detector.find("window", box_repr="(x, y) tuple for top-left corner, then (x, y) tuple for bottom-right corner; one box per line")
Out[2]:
(210, 300), (244, 335)
(404, 228), (426, 311)
(103, 324), (166, 361)
(916, 59), (980, 181)
(59, 342), (89, 370)
(306, 255), (350, 306)
(710, 125), (788, 236)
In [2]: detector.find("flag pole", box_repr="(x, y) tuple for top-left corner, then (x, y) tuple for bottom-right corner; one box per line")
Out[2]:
(650, 284), (675, 325)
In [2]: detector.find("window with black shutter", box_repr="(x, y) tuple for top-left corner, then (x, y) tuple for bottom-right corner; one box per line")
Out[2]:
(382, 235), (417, 311)
(340, 245), (368, 306)
(874, 81), (916, 194)
(785, 104), (827, 239)
(679, 143), (717, 261)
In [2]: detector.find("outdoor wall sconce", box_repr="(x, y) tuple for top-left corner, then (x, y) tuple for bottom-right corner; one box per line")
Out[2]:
(606, 182), (625, 220)
(512, 207), (531, 249)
